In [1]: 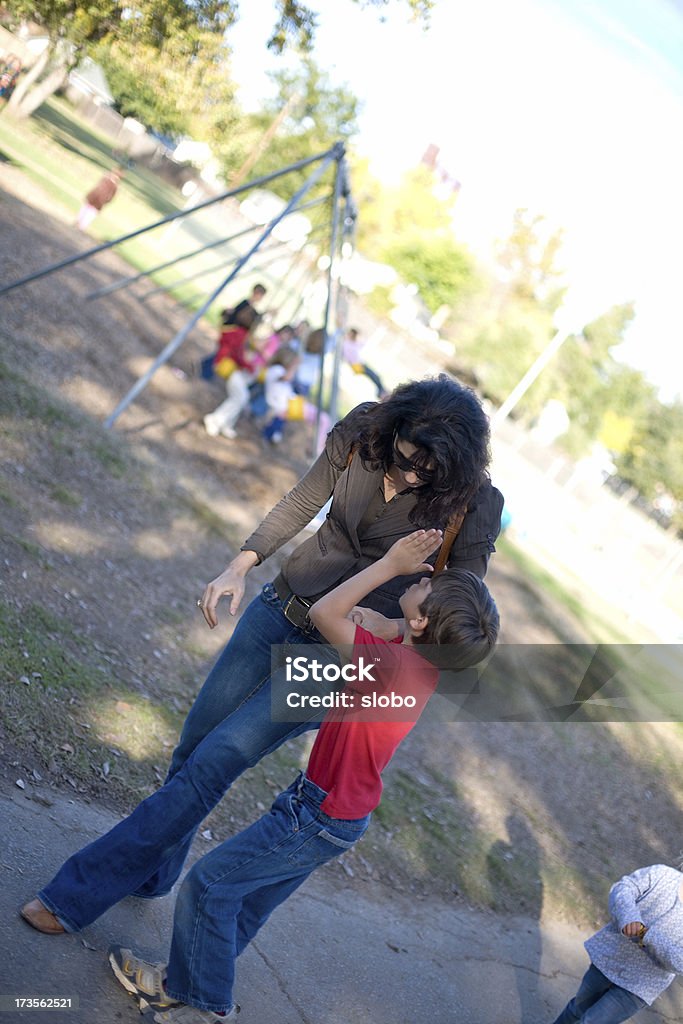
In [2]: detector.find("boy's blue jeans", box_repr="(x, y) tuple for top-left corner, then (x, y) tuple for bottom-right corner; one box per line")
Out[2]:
(552, 964), (646, 1023)
(165, 773), (369, 1012)
(38, 584), (327, 932)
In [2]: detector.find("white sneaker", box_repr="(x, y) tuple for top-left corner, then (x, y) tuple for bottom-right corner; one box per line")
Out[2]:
(270, 431), (283, 444)
(142, 1003), (240, 1022)
(220, 426), (237, 439)
(203, 416), (220, 437)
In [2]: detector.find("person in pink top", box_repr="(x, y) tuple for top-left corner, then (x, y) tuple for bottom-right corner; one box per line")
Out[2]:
(107, 530), (499, 1023)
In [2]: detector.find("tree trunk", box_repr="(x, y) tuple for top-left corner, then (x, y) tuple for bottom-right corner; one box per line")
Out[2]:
(10, 62), (69, 119)
(3, 46), (50, 117)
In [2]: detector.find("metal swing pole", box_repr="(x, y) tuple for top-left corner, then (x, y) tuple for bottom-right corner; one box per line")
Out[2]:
(140, 222), (327, 304)
(0, 146), (339, 298)
(250, 200), (332, 319)
(167, 224), (328, 309)
(104, 143), (342, 429)
(328, 188), (358, 424)
(85, 193), (331, 301)
(313, 150), (347, 449)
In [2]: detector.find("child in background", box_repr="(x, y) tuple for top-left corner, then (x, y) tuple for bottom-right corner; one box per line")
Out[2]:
(262, 345), (331, 449)
(203, 305), (258, 439)
(248, 325), (296, 418)
(293, 326), (324, 398)
(76, 167), (124, 232)
(551, 863), (683, 1023)
(107, 530), (499, 1022)
(342, 327), (387, 399)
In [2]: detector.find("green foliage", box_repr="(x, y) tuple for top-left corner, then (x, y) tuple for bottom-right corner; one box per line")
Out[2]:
(245, 55), (359, 198)
(3, 0), (119, 48)
(266, 0), (434, 52)
(543, 304), (636, 456)
(383, 233), (475, 314)
(3, 0), (237, 49)
(496, 208), (566, 313)
(354, 163), (458, 257)
(453, 293), (556, 409)
(95, 34), (243, 153)
(351, 160), (473, 315)
(616, 399), (683, 522)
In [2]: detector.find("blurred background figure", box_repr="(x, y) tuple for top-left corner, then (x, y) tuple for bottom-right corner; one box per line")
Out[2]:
(203, 304), (260, 439)
(294, 326), (324, 397)
(263, 344), (330, 448)
(0, 54), (22, 102)
(76, 167), (124, 232)
(221, 283), (267, 327)
(342, 327), (387, 398)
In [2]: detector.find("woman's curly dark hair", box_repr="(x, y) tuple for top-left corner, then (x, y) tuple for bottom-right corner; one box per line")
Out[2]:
(355, 375), (491, 526)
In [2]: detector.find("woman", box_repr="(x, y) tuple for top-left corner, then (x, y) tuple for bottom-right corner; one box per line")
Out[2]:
(21, 375), (503, 935)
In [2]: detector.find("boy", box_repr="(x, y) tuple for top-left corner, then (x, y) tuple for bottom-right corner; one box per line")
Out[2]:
(551, 863), (683, 1023)
(106, 529), (499, 1022)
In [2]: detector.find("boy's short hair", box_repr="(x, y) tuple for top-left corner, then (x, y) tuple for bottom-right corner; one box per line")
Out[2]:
(270, 344), (299, 370)
(234, 304), (259, 329)
(411, 569), (499, 670)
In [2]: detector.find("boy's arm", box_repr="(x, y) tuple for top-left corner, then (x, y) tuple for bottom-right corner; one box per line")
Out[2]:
(309, 530), (441, 645)
(609, 865), (655, 933)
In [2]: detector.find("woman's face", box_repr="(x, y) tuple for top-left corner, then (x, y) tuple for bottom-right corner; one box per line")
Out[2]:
(391, 436), (434, 489)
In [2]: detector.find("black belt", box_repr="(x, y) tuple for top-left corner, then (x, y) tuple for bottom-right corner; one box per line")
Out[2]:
(273, 573), (316, 632)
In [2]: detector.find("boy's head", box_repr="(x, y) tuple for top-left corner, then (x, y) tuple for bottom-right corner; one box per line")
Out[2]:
(251, 284), (267, 302)
(400, 569), (499, 670)
(234, 304), (259, 329)
(270, 344), (299, 371)
(277, 324), (295, 343)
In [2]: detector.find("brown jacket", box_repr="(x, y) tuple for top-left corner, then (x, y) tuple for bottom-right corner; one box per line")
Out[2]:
(243, 404), (504, 618)
(86, 174), (119, 210)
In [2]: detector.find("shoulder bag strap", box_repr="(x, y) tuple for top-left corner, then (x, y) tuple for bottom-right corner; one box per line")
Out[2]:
(433, 510), (467, 575)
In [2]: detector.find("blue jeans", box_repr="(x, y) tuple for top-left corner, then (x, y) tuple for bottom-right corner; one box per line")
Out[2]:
(552, 964), (646, 1023)
(38, 584), (327, 932)
(165, 774), (369, 1012)
(263, 415), (285, 441)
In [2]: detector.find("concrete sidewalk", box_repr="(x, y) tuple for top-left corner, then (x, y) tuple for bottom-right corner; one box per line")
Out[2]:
(1, 782), (681, 1024)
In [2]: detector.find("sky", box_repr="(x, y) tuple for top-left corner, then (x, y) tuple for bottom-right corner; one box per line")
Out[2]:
(227, 0), (683, 401)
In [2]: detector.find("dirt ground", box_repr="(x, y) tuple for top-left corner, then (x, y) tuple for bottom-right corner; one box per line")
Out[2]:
(2, 168), (682, 931)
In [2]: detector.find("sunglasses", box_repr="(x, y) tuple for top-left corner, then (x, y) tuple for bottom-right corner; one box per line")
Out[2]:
(392, 439), (434, 483)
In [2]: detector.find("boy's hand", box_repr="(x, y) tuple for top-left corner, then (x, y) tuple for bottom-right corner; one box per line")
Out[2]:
(348, 607), (402, 641)
(381, 529), (442, 576)
(622, 921), (647, 938)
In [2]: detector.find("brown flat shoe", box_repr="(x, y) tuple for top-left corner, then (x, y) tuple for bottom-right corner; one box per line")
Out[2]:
(20, 898), (66, 934)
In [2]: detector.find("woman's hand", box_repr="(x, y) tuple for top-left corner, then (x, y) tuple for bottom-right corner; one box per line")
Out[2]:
(381, 529), (442, 577)
(348, 606), (402, 641)
(622, 921), (647, 938)
(197, 551), (259, 627)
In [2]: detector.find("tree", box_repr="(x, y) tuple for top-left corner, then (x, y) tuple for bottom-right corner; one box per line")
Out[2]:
(383, 234), (475, 314)
(266, 0), (434, 52)
(2, 0), (429, 120)
(2, 0), (237, 119)
(243, 55), (360, 198)
(617, 400), (683, 509)
(447, 209), (565, 408)
(495, 208), (565, 313)
(95, 34), (243, 169)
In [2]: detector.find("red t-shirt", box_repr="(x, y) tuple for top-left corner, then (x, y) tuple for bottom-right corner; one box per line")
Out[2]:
(213, 325), (254, 371)
(306, 626), (439, 819)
